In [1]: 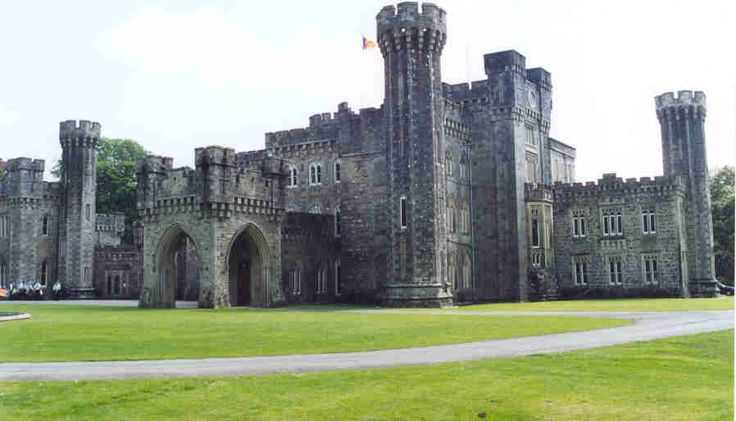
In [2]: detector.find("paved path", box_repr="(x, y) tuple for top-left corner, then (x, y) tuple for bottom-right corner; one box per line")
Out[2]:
(0, 306), (731, 382)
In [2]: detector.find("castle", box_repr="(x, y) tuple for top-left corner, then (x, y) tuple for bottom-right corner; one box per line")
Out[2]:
(0, 3), (719, 307)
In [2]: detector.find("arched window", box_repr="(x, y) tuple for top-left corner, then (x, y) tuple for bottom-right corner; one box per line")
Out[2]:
(288, 165), (298, 187)
(0, 261), (7, 288)
(40, 261), (48, 286)
(309, 163), (322, 185)
(448, 253), (456, 290)
(461, 253), (471, 289)
(459, 156), (468, 180)
(316, 264), (327, 293)
(461, 201), (470, 233)
(334, 259), (342, 296)
(42, 215), (49, 235)
(334, 205), (341, 237)
(290, 264), (302, 295)
(334, 160), (341, 183)
(308, 204), (322, 214)
(85, 204), (91, 221)
(446, 152), (453, 177)
(448, 196), (457, 233)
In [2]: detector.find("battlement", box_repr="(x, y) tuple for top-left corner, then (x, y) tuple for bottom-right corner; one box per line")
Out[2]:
(443, 80), (489, 102)
(553, 173), (685, 199)
(526, 67), (552, 90)
(59, 120), (101, 143)
(309, 113), (333, 127)
(195, 146), (236, 168)
(377, 3), (447, 54)
(136, 155), (173, 174)
(484, 50), (526, 75)
(5, 157), (45, 173)
(96, 213), (125, 232)
(655, 90), (706, 110)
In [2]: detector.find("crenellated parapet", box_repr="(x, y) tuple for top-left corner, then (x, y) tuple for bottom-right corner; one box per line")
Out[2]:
(655, 90), (706, 120)
(59, 120), (101, 148)
(553, 173), (685, 201)
(524, 183), (555, 203)
(377, 2), (446, 55)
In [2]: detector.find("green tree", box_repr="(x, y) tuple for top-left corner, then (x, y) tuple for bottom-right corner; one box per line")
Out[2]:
(711, 166), (734, 284)
(52, 138), (148, 243)
(96, 138), (148, 243)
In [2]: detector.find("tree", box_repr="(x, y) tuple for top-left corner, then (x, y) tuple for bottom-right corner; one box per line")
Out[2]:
(711, 166), (734, 284)
(52, 138), (148, 243)
(96, 138), (148, 243)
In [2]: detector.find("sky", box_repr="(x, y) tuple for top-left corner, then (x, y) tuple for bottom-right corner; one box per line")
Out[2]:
(0, 0), (734, 181)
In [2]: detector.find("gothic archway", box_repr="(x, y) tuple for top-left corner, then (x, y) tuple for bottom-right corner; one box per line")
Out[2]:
(152, 224), (202, 307)
(226, 224), (270, 307)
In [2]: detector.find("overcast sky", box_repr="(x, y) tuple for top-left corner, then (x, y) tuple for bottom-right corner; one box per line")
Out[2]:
(0, 1), (734, 181)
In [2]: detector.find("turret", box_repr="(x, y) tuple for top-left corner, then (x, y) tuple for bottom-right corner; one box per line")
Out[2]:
(655, 90), (716, 296)
(378, 3), (452, 306)
(58, 119), (100, 298)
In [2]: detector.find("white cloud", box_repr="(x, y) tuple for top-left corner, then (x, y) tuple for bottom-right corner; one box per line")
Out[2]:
(0, 104), (19, 126)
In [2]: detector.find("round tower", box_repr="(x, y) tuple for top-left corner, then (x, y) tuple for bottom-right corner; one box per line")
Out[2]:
(378, 3), (451, 306)
(58, 120), (100, 299)
(655, 91), (717, 297)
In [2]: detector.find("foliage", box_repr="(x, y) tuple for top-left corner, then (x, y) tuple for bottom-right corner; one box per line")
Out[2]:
(51, 138), (147, 243)
(711, 166), (735, 283)
(0, 304), (626, 362)
(0, 329), (731, 420)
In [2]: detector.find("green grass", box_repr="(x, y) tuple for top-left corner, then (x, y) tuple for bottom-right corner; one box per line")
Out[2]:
(0, 304), (627, 362)
(450, 296), (735, 312)
(1, 330), (731, 420)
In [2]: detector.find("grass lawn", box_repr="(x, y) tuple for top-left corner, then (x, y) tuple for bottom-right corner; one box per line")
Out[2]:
(1, 330), (731, 420)
(450, 296), (735, 312)
(0, 304), (627, 362)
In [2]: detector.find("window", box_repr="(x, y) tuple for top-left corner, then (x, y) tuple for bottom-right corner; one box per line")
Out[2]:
(334, 161), (341, 183)
(400, 196), (407, 229)
(0, 215), (7, 237)
(459, 157), (468, 181)
(288, 166), (298, 187)
(447, 253), (456, 290)
(40, 261), (48, 285)
(642, 206), (656, 235)
(84, 266), (90, 285)
(461, 254), (471, 290)
(0, 263), (7, 288)
(572, 256), (589, 285)
(316, 265), (327, 294)
(334, 205), (341, 237)
(448, 196), (456, 233)
(334, 260), (342, 296)
(572, 211), (587, 238)
(460, 201), (470, 234)
(602, 209), (623, 236)
(85, 204), (91, 221)
(42, 215), (49, 235)
(290, 266), (302, 295)
(643, 255), (658, 284)
(531, 208), (541, 248)
(309, 163), (322, 185)
(526, 152), (539, 183)
(525, 124), (537, 146)
(446, 153), (453, 177)
(608, 257), (623, 285)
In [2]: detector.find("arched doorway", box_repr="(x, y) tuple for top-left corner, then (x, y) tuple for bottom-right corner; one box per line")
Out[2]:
(154, 225), (202, 307)
(227, 225), (269, 307)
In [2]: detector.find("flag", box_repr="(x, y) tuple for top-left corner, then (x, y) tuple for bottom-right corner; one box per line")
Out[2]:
(362, 36), (376, 50)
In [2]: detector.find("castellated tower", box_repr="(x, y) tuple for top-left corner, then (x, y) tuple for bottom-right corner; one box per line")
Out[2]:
(378, 3), (452, 306)
(655, 91), (717, 297)
(58, 120), (100, 298)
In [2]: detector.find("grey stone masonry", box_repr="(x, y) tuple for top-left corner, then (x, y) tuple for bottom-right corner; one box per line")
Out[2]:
(58, 120), (100, 298)
(656, 91), (718, 297)
(378, 3), (453, 307)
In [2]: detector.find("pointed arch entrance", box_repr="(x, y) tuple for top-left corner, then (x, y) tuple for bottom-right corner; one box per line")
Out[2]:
(227, 224), (270, 307)
(153, 224), (202, 307)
